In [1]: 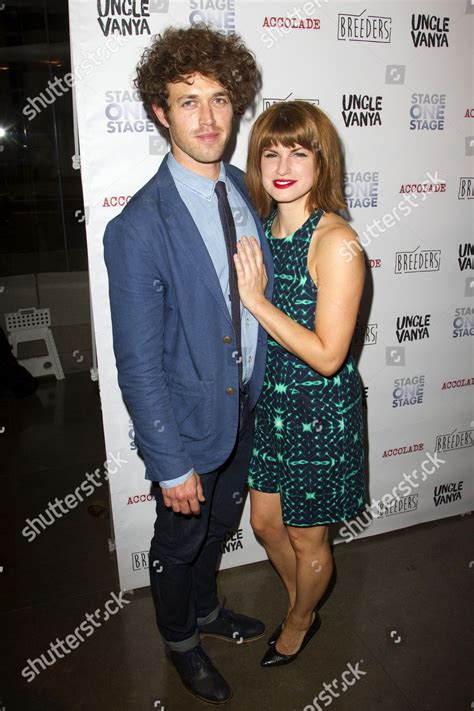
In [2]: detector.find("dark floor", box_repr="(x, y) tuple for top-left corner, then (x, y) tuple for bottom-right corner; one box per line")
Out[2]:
(0, 372), (472, 711)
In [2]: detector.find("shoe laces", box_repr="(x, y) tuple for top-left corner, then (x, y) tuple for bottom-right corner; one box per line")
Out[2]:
(217, 607), (234, 622)
(187, 646), (209, 675)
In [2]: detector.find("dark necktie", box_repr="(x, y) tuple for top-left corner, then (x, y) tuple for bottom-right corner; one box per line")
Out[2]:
(215, 180), (242, 388)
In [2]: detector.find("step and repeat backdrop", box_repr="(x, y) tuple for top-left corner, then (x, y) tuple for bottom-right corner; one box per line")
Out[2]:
(67, 0), (473, 590)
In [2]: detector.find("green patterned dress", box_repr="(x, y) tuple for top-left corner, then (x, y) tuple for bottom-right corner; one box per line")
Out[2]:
(248, 208), (366, 526)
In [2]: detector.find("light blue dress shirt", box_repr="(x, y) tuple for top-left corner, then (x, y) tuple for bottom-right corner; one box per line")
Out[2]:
(160, 153), (260, 488)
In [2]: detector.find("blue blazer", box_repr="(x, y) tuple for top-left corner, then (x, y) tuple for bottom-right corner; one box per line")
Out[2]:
(104, 158), (274, 483)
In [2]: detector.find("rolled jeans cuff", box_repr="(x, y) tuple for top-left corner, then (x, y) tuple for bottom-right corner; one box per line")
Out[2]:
(164, 630), (200, 653)
(197, 604), (221, 626)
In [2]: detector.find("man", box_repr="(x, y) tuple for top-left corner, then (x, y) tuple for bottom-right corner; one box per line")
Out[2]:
(103, 25), (273, 705)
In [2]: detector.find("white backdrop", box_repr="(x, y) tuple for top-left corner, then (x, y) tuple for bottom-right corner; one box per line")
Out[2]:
(68, 0), (473, 591)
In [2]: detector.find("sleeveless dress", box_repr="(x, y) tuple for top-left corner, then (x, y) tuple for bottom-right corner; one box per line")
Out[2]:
(248, 208), (366, 526)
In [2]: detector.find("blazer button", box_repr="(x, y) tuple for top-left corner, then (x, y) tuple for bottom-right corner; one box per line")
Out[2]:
(222, 335), (232, 344)
(225, 387), (235, 395)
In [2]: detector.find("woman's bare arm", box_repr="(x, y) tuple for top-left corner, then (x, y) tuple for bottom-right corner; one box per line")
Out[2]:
(234, 227), (365, 376)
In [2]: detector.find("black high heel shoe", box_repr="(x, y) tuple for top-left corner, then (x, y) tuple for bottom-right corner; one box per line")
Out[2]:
(267, 621), (284, 646)
(260, 612), (321, 667)
(268, 606), (318, 645)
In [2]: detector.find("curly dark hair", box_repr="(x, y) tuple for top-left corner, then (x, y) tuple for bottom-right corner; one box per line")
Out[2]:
(135, 24), (259, 125)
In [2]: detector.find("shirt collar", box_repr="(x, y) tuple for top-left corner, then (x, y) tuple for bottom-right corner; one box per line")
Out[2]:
(167, 152), (229, 201)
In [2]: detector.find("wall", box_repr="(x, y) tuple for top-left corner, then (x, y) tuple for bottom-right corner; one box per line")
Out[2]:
(68, 0), (473, 590)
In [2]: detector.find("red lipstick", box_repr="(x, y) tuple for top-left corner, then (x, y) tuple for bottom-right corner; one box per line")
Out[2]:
(273, 180), (296, 189)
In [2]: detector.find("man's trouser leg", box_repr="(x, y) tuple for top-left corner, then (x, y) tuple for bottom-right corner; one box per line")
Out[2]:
(149, 391), (252, 651)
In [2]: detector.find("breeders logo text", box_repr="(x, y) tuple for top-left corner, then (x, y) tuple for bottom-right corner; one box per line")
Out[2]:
(458, 178), (474, 200)
(338, 10), (391, 43)
(435, 428), (473, 453)
(376, 494), (418, 518)
(263, 93), (318, 112)
(353, 322), (377, 346)
(395, 247), (441, 274)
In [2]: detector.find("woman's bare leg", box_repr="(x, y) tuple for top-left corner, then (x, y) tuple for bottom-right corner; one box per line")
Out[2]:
(249, 489), (297, 618)
(275, 524), (332, 655)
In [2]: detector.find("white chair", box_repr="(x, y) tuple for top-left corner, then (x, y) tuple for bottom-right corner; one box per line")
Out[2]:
(5, 307), (64, 380)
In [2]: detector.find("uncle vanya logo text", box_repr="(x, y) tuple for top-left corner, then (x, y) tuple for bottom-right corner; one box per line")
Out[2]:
(342, 94), (382, 127)
(97, 0), (151, 36)
(411, 13), (449, 48)
(458, 243), (474, 271)
(433, 481), (463, 507)
(395, 314), (431, 343)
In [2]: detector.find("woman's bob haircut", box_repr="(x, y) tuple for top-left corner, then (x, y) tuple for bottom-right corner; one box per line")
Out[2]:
(245, 101), (347, 219)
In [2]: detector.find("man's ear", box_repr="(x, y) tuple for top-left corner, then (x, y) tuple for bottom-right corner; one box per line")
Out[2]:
(152, 104), (170, 129)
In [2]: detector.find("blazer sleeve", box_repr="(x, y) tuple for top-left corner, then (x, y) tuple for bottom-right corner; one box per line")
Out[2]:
(103, 215), (194, 484)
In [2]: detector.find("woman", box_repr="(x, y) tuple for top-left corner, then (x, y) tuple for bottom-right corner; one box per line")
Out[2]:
(233, 101), (366, 667)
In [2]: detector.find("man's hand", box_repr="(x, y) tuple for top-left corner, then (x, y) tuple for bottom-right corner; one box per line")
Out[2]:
(161, 471), (205, 515)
